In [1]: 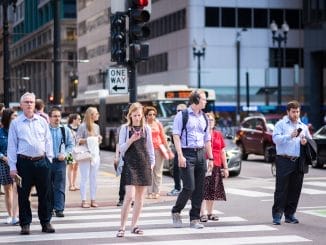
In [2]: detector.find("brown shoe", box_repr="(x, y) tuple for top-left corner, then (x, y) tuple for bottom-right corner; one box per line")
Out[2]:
(91, 201), (98, 207)
(42, 223), (55, 233)
(20, 224), (30, 235)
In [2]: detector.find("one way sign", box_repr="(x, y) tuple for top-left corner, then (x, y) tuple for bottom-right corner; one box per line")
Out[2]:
(108, 67), (128, 94)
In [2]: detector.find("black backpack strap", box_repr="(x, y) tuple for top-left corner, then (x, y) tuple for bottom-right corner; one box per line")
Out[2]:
(203, 111), (208, 132)
(60, 126), (66, 148)
(180, 109), (189, 146)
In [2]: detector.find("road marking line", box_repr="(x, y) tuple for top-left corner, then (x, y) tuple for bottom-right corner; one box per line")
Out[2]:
(0, 216), (247, 233)
(108, 235), (311, 245)
(0, 225), (277, 243)
(226, 188), (273, 197)
(300, 210), (326, 218)
(261, 186), (326, 195)
(304, 181), (326, 187)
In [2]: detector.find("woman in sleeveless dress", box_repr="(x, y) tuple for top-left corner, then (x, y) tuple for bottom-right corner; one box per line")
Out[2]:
(116, 102), (155, 237)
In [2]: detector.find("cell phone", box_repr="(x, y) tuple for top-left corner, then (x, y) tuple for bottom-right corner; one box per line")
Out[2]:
(296, 128), (302, 136)
(14, 174), (22, 188)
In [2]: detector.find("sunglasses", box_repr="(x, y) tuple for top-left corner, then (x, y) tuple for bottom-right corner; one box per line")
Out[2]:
(148, 113), (156, 116)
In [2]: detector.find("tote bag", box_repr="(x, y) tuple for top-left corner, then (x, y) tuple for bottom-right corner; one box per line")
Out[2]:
(72, 144), (92, 162)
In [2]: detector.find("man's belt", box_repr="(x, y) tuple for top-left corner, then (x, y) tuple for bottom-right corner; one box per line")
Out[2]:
(18, 154), (45, 161)
(278, 155), (299, 161)
(182, 147), (204, 152)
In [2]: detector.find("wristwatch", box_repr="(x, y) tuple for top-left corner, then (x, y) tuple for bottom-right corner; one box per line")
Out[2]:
(208, 158), (214, 161)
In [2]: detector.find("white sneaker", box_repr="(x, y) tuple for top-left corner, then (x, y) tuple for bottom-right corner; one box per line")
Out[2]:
(12, 217), (19, 225)
(5, 216), (12, 224)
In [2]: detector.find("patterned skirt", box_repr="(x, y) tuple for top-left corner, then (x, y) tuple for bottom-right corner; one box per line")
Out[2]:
(203, 166), (226, 201)
(0, 161), (13, 185)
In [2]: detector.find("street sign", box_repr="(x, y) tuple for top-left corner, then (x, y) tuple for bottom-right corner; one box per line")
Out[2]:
(108, 67), (128, 94)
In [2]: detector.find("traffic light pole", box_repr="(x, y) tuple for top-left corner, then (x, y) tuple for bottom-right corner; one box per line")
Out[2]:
(53, 0), (61, 105)
(128, 61), (137, 103)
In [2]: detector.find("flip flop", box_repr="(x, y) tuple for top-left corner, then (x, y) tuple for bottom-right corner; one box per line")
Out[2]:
(207, 214), (219, 221)
(116, 229), (125, 237)
(131, 226), (143, 235)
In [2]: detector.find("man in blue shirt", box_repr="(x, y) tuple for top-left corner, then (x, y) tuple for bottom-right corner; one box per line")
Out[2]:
(171, 90), (214, 229)
(8, 92), (54, 235)
(272, 100), (311, 225)
(49, 107), (74, 218)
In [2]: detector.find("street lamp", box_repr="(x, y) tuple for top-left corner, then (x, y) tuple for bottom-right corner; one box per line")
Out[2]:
(1, 0), (17, 107)
(270, 20), (289, 107)
(236, 28), (247, 125)
(192, 39), (206, 88)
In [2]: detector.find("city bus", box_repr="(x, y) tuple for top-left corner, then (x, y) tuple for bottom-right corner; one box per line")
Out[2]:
(71, 85), (216, 150)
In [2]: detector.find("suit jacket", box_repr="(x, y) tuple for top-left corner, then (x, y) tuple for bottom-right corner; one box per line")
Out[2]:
(299, 138), (317, 174)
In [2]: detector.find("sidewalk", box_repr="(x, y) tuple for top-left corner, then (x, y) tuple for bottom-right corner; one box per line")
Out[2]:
(0, 150), (176, 213)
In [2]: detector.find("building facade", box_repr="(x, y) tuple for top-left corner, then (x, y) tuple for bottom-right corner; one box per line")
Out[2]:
(9, 0), (77, 105)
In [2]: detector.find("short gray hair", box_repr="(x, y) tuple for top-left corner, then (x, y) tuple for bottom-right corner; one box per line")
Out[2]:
(20, 92), (36, 103)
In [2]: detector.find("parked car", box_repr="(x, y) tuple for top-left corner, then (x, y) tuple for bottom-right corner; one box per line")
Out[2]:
(163, 134), (242, 177)
(312, 125), (326, 168)
(235, 115), (282, 162)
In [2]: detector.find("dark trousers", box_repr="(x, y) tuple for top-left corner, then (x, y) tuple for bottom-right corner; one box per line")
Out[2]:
(272, 156), (304, 218)
(173, 154), (181, 190)
(172, 149), (206, 221)
(51, 160), (66, 212)
(16, 156), (53, 226)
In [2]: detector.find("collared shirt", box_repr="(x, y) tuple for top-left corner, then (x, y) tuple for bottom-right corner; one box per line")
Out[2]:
(172, 107), (211, 148)
(272, 115), (312, 157)
(8, 114), (54, 171)
(49, 125), (74, 159)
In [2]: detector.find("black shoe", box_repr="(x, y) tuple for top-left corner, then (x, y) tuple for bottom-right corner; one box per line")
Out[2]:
(20, 224), (30, 235)
(117, 200), (123, 206)
(285, 215), (299, 224)
(42, 223), (55, 233)
(55, 211), (64, 218)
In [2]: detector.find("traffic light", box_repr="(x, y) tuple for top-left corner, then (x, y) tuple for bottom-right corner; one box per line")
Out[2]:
(48, 94), (54, 104)
(110, 13), (126, 64)
(128, 0), (151, 62)
(70, 75), (78, 98)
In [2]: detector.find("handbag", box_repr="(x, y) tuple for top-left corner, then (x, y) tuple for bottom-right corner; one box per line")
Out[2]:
(72, 144), (92, 162)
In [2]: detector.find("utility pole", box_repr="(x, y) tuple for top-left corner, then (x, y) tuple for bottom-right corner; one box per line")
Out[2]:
(53, 0), (61, 105)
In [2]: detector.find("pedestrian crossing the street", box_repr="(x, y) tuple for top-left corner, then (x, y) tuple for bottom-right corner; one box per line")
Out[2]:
(0, 204), (311, 244)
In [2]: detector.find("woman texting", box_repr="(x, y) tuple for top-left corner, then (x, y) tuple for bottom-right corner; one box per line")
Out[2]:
(200, 112), (229, 222)
(116, 102), (155, 237)
(76, 107), (102, 208)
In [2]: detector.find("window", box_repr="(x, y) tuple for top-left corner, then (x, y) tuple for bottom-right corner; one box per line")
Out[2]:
(285, 9), (300, 29)
(205, 7), (219, 27)
(269, 48), (303, 68)
(64, 0), (76, 18)
(238, 8), (252, 28)
(269, 9), (284, 26)
(221, 8), (235, 27)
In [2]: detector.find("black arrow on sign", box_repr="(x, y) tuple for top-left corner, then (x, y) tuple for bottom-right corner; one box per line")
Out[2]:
(113, 85), (126, 91)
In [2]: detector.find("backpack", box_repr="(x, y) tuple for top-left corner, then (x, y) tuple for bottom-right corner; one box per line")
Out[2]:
(59, 126), (66, 147)
(180, 109), (208, 146)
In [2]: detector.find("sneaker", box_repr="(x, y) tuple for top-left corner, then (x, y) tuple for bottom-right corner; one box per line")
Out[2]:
(5, 216), (12, 224)
(190, 219), (204, 229)
(167, 189), (181, 196)
(117, 200), (123, 206)
(272, 213), (282, 225)
(285, 215), (299, 224)
(172, 212), (182, 228)
(12, 217), (19, 225)
(41, 223), (55, 233)
(55, 211), (65, 218)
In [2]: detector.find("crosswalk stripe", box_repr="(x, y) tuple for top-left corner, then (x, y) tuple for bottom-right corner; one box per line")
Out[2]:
(112, 235), (311, 245)
(0, 216), (247, 233)
(0, 225), (277, 243)
(226, 188), (273, 197)
(304, 181), (326, 188)
(261, 186), (326, 195)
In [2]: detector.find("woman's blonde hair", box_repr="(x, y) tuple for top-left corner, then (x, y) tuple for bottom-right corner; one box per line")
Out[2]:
(84, 107), (98, 134)
(206, 112), (216, 124)
(126, 102), (145, 127)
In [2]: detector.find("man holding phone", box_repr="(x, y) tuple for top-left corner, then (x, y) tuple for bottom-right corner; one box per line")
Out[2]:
(272, 100), (312, 225)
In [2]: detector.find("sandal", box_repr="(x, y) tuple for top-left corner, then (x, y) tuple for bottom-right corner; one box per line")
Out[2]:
(207, 214), (219, 221)
(200, 215), (208, 222)
(91, 201), (99, 207)
(131, 226), (144, 235)
(116, 229), (125, 238)
(81, 201), (90, 208)
(69, 186), (76, 191)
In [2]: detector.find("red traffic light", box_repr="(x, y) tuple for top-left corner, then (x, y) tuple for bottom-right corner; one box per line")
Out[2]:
(133, 0), (148, 8)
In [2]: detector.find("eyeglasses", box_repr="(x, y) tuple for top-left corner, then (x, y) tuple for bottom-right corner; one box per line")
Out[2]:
(23, 101), (34, 104)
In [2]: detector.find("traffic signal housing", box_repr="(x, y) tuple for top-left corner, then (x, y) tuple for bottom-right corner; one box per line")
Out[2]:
(70, 75), (78, 98)
(110, 13), (126, 65)
(129, 0), (151, 62)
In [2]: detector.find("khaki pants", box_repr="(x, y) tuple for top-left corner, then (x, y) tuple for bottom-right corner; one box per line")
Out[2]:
(148, 149), (164, 194)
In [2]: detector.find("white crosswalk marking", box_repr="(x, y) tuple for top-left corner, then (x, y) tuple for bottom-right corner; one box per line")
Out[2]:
(0, 205), (311, 244)
(226, 188), (273, 197)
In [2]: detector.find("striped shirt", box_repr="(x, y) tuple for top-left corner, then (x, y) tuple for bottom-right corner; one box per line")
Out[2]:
(8, 113), (53, 171)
